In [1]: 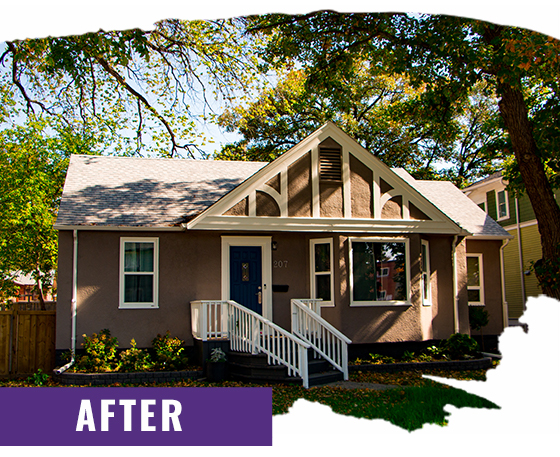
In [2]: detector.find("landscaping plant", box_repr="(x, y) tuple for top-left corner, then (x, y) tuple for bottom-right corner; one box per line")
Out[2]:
(74, 329), (119, 372)
(118, 339), (154, 372)
(439, 333), (480, 360)
(26, 369), (49, 386)
(469, 307), (490, 351)
(151, 331), (188, 371)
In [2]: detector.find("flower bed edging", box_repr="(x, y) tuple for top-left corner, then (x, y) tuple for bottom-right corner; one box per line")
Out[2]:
(349, 357), (493, 373)
(53, 369), (204, 386)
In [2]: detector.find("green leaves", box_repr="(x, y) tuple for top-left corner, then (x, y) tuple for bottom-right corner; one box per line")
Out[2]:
(0, 119), (97, 303)
(2, 19), (261, 157)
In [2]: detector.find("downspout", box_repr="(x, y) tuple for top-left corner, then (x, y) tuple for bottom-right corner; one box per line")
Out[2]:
(54, 229), (78, 374)
(500, 239), (510, 329)
(515, 197), (526, 309)
(452, 235), (460, 334)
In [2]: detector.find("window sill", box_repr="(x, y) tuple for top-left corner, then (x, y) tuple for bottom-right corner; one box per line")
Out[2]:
(119, 304), (159, 309)
(350, 301), (412, 308)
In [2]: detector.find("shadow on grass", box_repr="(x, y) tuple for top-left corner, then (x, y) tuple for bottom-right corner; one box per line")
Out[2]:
(272, 379), (499, 431)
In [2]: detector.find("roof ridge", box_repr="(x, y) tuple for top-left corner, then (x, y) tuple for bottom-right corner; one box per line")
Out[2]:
(70, 154), (268, 165)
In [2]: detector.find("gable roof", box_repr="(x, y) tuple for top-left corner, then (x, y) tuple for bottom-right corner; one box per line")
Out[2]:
(55, 123), (510, 239)
(55, 155), (266, 229)
(186, 122), (468, 235)
(394, 168), (511, 238)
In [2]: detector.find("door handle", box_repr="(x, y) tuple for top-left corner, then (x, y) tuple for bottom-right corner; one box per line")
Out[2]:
(256, 286), (262, 304)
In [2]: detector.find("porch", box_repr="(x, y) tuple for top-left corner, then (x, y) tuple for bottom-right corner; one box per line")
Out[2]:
(190, 299), (352, 388)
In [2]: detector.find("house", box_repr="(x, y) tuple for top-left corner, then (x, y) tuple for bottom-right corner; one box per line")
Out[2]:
(3, 272), (56, 304)
(463, 173), (560, 325)
(54, 122), (511, 385)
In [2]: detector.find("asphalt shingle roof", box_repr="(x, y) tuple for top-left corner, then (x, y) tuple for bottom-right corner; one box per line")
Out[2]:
(56, 155), (267, 227)
(392, 169), (511, 238)
(57, 155), (511, 238)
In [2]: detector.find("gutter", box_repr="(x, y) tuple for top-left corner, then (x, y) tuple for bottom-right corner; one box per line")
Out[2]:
(500, 238), (510, 329)
(54, 229), (78, 374)
(452, 235), (460, 333)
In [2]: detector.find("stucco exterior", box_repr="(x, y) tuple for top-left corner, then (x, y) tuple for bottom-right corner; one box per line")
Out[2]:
(57, 229), (478, 350)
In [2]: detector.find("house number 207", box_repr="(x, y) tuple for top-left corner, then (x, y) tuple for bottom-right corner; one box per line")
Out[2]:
(273, 260), (288, 268)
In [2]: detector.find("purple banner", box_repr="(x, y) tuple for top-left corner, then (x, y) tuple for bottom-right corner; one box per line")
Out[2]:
(0, 387), (272, 446)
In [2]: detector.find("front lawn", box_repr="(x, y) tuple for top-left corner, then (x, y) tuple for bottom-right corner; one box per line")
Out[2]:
(0, 365), (499, 432)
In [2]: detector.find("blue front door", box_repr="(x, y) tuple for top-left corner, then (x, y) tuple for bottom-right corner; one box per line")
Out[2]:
(230, 246), (263, 314)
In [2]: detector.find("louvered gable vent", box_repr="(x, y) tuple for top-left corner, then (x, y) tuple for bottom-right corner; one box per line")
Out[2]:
(319, 142), (342, 182)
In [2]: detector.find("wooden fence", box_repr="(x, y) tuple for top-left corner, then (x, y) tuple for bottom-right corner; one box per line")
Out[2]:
(0, 302), (56, 377)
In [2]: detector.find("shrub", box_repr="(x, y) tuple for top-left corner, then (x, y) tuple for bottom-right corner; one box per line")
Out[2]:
(209, 348), (227, 362)
(119, 339), (154, 372)
(402, 350), (415, 362)
(440, 333), (479, 360)
(369, 353), (396, 364)
(469, 307), (490, 332)
(75, 329), (119, 372)
(151, 331), (188, 371)
(27, 369), (49, 386)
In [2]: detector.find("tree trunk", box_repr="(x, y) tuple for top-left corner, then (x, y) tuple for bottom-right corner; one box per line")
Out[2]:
(34, 269), (47, 311)
(497, 81), (560, 300)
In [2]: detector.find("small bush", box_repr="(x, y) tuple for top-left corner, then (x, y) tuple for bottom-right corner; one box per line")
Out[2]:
(75, 329), (119, 372)
(151, 331), (188, 371)
(402, 350), (415, 362)
(369, 353), (396, 364)
(469, 307), (490, 332)
(27, 369), (49, 386)
(209, 348), (227, 362)
(119, 339), (154, 372)
(440, 333), (479, 360)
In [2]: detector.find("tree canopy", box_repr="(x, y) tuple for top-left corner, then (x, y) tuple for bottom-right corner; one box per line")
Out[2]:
(1, 19), (260, 157)
(237, 11), (560, 297)
(0, 120), (98, 306)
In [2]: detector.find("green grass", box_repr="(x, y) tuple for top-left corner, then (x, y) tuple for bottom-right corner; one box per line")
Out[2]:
(0, 366), (499, 431)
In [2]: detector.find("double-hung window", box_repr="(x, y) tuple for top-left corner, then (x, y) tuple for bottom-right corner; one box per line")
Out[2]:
(349, 238), (409, 306)
(119, 237), (159, 309)
(310, 238), (334, 306)
(466, 254), (484, 306)
(496, 190), (509, 220)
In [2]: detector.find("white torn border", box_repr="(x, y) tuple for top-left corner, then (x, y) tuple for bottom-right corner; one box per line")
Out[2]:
(1, 2), (559, 456)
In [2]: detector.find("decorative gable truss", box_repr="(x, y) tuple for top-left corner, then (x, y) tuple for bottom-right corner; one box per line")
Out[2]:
(187, 122), (468, 235)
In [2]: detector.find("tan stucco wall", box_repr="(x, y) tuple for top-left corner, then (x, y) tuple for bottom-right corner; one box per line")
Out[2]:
(421, 236), (458, 339)
(288, 152), (312, 217)
(319, 182), (344, 218)
(350, 154), (373, 218)
(56, 230), (223, 350)
(57, 229), (467, 350)
(466, 239), (506, 335)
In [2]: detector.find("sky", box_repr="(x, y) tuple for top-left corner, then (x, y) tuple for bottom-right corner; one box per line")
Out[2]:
(1, 1), (559, 456)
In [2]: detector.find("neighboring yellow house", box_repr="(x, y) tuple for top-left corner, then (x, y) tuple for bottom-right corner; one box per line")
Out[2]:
(463, 173), (559, 324)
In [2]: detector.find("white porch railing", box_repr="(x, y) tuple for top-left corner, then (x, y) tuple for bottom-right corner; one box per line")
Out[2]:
(291, 299), (352, 380)
(191, 300), (311, 388)
(295, 298), (323, 315)
(191, 300), (229, 341)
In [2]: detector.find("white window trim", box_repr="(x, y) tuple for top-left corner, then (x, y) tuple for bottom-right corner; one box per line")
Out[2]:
(349, 237), (411, 307)
(421, 239), (432, 307)
(496, 190), (510, 221)
(467, 253), (485, 306)
(310, 238), (335, 307)
(119, 237), (159, 309)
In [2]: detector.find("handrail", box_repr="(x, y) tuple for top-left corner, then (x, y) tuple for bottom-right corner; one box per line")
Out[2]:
(226, 300), (311, 388)
(296, 299), (322, 315)
(190, 300), (311, 388)
(291, 299), (352, 380)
